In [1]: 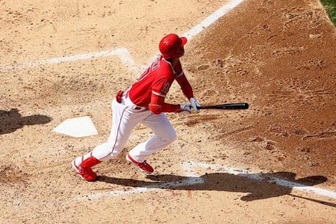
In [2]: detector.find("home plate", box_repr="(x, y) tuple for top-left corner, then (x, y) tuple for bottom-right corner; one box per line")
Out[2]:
(53, 116), (98, 137)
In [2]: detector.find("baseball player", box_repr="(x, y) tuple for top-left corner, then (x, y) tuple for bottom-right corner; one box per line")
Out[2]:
(72, 33), (201, 181)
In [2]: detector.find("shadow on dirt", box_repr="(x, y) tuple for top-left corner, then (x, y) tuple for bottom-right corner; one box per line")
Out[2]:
(0, 108), (52, 135)
(98, 172), (335, 207)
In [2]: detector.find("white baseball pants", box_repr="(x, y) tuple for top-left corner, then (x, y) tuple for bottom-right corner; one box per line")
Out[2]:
(90, 96), (177, 162)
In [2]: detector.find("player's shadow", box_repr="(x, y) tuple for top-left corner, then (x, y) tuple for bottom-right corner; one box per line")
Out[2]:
(98, 171), (335, 207)
(0, 108), (52, 135)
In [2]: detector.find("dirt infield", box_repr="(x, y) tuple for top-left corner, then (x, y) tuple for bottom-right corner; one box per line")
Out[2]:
(1, 0), (336, 223)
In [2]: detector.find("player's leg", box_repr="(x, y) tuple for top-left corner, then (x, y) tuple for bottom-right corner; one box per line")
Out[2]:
(91, 101), (138, 161)
(72, 99), (143, 180)
(127, 113), (176, 173)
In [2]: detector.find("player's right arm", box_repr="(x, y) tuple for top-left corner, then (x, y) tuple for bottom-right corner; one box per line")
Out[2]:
(148, 75), (178, 114)
(148, 76), (190, 114)
(149, 94), (180, 114)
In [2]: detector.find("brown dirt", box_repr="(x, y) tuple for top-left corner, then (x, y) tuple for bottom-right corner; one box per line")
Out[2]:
(1, 0), (336, 223)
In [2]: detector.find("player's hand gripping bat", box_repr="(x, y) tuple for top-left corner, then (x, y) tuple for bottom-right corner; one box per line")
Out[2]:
(197, 103), (249, 110)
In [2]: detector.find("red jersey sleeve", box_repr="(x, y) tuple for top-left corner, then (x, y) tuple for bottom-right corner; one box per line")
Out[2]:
(176, 72), (194, 99)
(152, 75), (173, 98)
(173, 60), (194, 99)
(149, 75), (181, 114)
(149, 94), (180, 114)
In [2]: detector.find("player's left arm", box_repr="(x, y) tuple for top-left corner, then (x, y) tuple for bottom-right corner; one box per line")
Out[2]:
(175, 72), (201, 112)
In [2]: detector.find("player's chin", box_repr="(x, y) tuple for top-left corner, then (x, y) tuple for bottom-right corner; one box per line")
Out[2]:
(174, 46), (185, 57)
(177, 50), (185, 58)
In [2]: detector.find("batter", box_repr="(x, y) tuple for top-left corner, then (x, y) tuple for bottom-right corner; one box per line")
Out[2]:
(72, 33), (201, 181)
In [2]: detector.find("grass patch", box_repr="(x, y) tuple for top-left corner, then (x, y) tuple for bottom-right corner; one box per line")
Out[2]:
(320, 0), (336, 26)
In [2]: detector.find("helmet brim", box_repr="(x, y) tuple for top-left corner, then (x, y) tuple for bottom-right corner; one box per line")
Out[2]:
(180, 37), (187, 46)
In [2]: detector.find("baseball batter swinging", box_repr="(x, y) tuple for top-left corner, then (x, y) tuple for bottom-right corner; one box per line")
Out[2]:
(72, 33), (201, 181)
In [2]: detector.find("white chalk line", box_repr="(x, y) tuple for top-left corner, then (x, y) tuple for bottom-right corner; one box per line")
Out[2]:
(182, 0), (244, 41)
(75, 162), (204, 201)
(75, 177), (204, 201)
(0, 48), (137, 73)
(0, 0), (244, 73)
(192, 161), (336, 200)
(75, 160), (336, 201)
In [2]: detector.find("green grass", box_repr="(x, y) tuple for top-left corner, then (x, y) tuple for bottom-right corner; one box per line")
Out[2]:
(320, 0), (336, 25)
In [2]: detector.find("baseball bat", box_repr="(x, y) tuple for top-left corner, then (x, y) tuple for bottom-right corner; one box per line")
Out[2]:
(198, 103), (249, 110)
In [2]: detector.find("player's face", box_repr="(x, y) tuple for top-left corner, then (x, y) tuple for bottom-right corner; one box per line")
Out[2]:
(175, 45), (185, 58)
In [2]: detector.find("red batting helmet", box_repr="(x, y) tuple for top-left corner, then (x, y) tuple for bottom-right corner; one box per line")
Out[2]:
(159, 33), (188, 59)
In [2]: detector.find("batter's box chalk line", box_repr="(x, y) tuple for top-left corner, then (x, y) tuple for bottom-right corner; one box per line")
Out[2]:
(74, 160), (336, 201)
